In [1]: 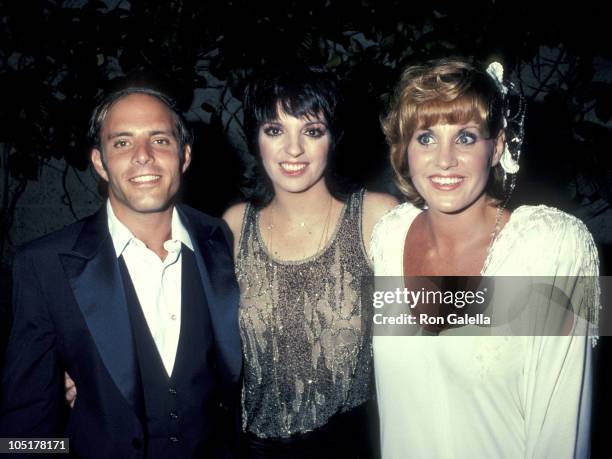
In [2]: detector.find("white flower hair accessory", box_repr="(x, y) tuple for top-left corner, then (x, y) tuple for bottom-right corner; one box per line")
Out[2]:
(486, 61), (523, 177)
(499, 143), (520, 174)
(486, 62), (508, 96)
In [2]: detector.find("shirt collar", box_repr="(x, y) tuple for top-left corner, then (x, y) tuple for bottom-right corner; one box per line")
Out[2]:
(106, 200), (194, 258)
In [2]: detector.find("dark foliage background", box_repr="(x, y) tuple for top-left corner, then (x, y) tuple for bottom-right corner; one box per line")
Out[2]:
(1, 0), (611, 454)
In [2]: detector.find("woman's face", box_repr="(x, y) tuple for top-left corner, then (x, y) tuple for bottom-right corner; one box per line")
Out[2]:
(258, 108), (331, 196)
(407, 122), (503, 214)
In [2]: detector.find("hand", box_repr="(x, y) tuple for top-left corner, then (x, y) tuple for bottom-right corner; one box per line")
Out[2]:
(64, 372), (77, 408)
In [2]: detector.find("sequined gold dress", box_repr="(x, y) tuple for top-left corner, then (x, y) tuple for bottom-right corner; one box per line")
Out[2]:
(236, 190), (374, 456)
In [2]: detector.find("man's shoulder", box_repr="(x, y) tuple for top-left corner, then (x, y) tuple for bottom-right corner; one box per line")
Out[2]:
(178, 204), (227, 230)
(178, 205), (234, 251)
(16, 211), (99, 259)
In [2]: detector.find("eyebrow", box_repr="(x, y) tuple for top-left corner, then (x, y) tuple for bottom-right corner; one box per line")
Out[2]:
(263, 120), (328, 126)
(416, 124), (481, 132)
(105, 129), (175, 140)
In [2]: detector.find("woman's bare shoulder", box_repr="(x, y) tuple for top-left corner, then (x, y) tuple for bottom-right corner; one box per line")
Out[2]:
(362, 191), (400, 221)
(222, 202), (249, 238)
(361, 191), (400, 256)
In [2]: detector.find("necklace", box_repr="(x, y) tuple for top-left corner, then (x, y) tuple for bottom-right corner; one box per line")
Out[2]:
(261, 196), (334, 435)
(489, 205), (504, 241)
(265, 196), (333, 259)
(482, 204), (504, 273)
(317, 196), (333, 253)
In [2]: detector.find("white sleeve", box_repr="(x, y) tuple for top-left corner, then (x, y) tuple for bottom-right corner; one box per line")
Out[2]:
(369, 203), (420, 277)
(368, 203), (399, 275)
(525, 218), (599, 459)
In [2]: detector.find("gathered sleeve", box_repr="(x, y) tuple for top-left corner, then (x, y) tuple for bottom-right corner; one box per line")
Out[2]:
(523, 213), (600, 459)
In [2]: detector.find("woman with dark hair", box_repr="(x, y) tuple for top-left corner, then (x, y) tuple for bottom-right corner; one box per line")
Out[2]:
(223, 64), (397, 458)
(371, 58), (599, 458)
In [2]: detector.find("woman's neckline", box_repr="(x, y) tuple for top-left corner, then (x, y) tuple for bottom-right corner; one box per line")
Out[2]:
(254, 197), (349, 266)
(399, 204), (527, 277)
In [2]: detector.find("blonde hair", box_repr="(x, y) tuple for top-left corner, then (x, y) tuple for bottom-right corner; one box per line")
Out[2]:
(382, 58), (505, 206)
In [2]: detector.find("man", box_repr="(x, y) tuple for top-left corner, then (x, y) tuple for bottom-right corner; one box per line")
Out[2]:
(0, 87), (242, 458)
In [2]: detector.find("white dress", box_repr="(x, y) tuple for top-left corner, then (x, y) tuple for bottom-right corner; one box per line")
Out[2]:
(370, 203), (599, 459)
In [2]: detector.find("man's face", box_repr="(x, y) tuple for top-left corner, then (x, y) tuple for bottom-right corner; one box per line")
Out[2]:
(91, 93), (191, 222)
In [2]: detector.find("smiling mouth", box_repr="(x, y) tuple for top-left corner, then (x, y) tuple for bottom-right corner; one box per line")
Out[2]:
(279, 162), (308, 175)
(428, 175), (465, 190)
(430, 176), (464, 185)
(130, 175), (161, 183)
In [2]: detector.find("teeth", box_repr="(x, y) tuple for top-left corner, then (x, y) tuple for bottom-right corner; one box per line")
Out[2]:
(280, 163), (307, 172)
(131, 175), (160, 183)
(431, 176), (463, 185)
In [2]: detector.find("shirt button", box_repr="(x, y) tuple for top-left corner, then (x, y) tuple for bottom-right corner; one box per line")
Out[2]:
(169, 412), (178, 420)
(169, 387), (177, 395)
(170, 314), (177, 320)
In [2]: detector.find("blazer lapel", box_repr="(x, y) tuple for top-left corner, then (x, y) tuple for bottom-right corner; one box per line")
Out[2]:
(178, 206), (242, 384)
(59, 208), (140, 412)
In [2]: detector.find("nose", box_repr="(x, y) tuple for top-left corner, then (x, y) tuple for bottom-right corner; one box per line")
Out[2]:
(435, 143), (458, 170)
(285, 132), (304, 158)
(132, 141), (154, 165)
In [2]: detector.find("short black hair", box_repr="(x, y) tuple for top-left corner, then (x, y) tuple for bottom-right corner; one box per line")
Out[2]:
(243, 64), (351, 207)
(87, 86), (193, 159)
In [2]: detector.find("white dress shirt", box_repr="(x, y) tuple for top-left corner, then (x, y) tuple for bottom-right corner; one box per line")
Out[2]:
(107, 201), (194, 376)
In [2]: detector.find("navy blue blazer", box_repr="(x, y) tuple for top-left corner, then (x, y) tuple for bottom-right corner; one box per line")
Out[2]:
(0, 204), (242, 457)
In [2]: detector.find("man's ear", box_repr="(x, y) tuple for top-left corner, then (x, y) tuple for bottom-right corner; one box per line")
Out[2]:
(491, 131), (505, 167)
(91, 149), (109, 181)
(181, 145), (192, 173)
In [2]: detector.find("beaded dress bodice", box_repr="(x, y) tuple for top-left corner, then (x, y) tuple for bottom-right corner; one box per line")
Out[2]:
(236, 190), (373, 438)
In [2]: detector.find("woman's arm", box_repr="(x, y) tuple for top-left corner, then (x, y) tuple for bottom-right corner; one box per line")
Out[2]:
(222, 202), (247, 259)
(362, 191), (399, 260)
(526, 217), (599, 458)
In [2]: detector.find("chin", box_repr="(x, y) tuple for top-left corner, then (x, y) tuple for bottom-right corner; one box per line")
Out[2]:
(127, 197), (173, 214)
(284, 184), (315, 194)
(428, 198), (481, 215)
(275, 176), (325, 194)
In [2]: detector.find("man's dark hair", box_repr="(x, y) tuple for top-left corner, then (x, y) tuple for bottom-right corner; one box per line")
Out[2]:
(87, 86), (193, 159)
